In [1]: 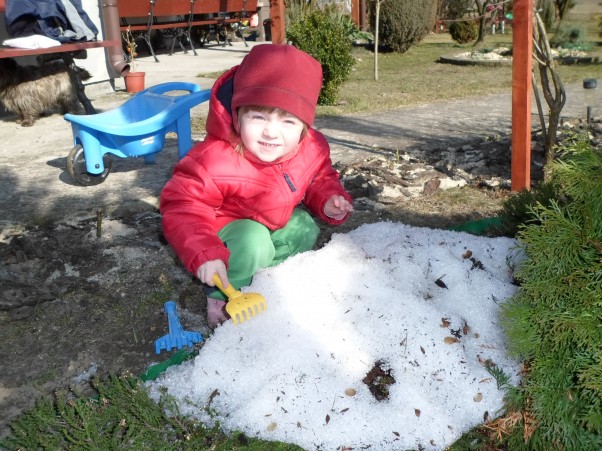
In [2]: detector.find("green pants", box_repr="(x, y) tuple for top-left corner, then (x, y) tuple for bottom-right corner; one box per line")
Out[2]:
(207, 208), (320, 300)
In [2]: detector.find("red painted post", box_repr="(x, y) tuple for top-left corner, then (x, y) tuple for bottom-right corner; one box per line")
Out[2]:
(511, 0), (533, 191)
(351, 0), (360, 27)
(269, 0), (286, 44)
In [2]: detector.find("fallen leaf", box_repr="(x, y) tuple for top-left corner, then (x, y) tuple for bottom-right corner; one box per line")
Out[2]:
(479, 377), (493, 384)
(267, 421), (277, 431)
(344, 388), (357, 396)
(415, 408), (421, 417)
(420, 346), (425, 354)
(435, 276), (448, 289)
(444, 336), (460, 344)
(325, 414), (330, 425)
(463, 250), (473, 259)
(440, 317), (451, 328)
(462, 320), (470, 335)
(393, 431), (400, 437)
(340, 408), (349, 413)
(474, 392), (483, 402)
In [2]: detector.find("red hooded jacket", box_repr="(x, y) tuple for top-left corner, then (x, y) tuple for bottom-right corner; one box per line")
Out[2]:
(160, 58), (352, 276)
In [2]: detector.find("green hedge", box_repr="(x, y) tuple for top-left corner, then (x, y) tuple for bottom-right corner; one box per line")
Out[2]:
(287, 9), (354, 106)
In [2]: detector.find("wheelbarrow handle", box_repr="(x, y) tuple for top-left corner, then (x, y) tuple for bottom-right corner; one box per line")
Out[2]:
(143, 81), (201, 96)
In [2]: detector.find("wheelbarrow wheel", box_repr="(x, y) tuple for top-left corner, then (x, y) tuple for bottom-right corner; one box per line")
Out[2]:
(67, 145), (112, 186)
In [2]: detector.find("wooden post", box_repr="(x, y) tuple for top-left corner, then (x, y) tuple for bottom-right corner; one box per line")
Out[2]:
(511, 0), (533, 191)
(269, 0), (286, 44)
(351, 0), (360, 27)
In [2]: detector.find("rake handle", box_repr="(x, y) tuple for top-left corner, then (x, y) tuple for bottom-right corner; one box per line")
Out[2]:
(212, 273), (241, 300)
(165, 300), (186, 335)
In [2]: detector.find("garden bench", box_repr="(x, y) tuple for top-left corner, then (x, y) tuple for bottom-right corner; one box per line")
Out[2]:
(0, 0), (121, 114)
(118, 0), (258, 63)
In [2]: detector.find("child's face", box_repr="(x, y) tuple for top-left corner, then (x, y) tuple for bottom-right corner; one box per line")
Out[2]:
(239, 108), (305, 162)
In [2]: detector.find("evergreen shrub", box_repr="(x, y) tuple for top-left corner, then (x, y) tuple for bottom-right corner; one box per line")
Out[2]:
(287, 10), (355, 105)
(501, 133), (602, 449)
(449, 20), (478, 44)
(440, 0), (474, 20)
(497, 179), (564, 237)
(367, 0), (437, 53)
(550, 23), (591, 50)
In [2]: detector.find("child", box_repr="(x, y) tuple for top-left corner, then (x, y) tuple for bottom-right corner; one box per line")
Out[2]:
(160, 44), (354, 328)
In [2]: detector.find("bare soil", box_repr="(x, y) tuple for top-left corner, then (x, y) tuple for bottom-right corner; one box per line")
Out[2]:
(0, 169), (510, 438)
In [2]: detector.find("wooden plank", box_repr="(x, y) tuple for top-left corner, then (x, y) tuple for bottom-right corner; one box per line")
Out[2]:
(118, 0), (152, 18)
(511, 0), (533, 191)
(191, 0), (258, 15)
(0, 40), (121, 59)
(152, 0), (193, 17)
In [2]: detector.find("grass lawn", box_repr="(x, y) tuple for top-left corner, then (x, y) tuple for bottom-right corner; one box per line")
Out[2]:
(318, 30), (600, 116)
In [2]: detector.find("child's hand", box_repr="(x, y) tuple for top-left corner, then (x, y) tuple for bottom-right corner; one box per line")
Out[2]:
(197, 260), (229, 287)
(324, 195), (353, 220)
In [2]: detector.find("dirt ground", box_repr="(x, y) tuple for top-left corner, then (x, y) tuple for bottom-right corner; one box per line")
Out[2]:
(0, 167), (510, 438)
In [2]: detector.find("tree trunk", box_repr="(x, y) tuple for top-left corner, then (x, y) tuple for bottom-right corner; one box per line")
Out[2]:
(474, 0), (488, 46)
(532, 10), (566, 170)
(374, 0), (381, 81)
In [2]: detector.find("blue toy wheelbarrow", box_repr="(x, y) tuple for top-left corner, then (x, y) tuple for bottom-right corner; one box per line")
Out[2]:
(64, 82), (211, 185)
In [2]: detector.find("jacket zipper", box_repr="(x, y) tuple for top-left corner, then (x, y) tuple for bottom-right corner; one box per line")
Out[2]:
(283, 173), (297, 192)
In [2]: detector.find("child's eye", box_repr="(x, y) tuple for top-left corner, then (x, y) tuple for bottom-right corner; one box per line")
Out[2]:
(282, 117), (301, 126)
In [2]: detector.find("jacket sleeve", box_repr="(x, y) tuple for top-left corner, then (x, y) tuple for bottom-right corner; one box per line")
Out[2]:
(160, 152), (231, 276)
(302, 132), (353, 225)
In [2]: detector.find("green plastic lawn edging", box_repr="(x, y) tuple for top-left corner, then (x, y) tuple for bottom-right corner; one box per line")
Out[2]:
(449, 216), (504, 235)
(140, 348), (198, 382)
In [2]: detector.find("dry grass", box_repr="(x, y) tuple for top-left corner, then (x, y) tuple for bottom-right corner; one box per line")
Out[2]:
(198, 18), (600, 119)
(318, 30), (601, 117)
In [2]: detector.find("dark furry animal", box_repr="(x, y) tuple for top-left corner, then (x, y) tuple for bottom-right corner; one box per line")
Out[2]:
(0, 58), (91, 126)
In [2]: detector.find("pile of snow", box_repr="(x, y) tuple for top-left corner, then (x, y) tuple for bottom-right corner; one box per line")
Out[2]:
(147, 222), (522, 450)
(456, 47), (512, 61)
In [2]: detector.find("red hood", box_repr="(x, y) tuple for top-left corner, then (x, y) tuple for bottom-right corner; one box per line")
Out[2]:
(205, 65), (302, 165)
(205, 66), (241, 149)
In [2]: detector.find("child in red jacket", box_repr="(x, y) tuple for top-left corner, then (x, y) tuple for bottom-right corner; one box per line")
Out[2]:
(160, 44), (353, 328)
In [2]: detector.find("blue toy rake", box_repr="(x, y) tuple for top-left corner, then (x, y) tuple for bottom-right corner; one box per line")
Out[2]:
(155, 301), (203, 354)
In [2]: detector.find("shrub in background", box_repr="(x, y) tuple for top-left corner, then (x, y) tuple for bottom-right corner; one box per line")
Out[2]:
(550, 23), (590, 49)
(287, 9), (354, 105)
(500, 133), (602, 449)
(449, 20), (478, 44)
(367, 0), (437, 53)
(439, 0), (474, 20)
(537, 0), (556, 31)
